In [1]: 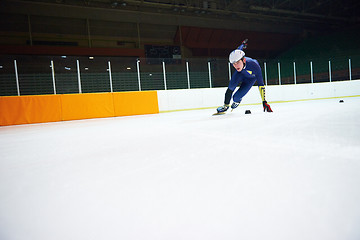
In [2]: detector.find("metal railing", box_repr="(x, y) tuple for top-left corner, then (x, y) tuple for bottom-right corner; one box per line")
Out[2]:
(1, 54), (359, 96)
(260, 55), (360, 85)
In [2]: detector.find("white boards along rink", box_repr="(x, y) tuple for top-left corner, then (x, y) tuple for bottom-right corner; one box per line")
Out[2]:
(157, 80), (360, 112)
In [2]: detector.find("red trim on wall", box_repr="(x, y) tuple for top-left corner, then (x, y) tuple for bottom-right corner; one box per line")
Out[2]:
(0, 45), (145, 57)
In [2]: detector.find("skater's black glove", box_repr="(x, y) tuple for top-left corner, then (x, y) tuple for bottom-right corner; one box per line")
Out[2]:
(237, 39), (248, 50)
(262, 101), (273, 112)
(241, 39), (248, 50)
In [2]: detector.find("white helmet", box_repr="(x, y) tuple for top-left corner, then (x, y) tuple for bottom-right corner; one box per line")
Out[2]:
(229, 49), (245, 64)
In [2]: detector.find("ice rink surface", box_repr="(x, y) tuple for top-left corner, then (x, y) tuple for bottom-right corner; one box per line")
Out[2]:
(1, 97), (360, 240)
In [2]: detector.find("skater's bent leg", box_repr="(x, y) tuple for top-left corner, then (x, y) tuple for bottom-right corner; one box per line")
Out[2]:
(232, 81), (254, 102)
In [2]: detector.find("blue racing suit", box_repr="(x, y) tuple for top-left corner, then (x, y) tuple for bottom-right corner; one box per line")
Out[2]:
(224, 57), (265, 104)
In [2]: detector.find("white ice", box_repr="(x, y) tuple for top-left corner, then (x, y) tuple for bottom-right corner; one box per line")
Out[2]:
(1, 97), (360, 240)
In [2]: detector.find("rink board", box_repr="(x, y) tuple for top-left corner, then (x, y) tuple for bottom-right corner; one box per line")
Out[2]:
(157, 80), (360, 112)
(0, 91), (159, 126)
(1, 80), (359, 126)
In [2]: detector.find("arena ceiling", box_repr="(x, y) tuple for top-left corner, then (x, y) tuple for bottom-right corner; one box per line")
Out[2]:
(3, 0), (360, 33)
(1, 0), (359, 58)
(23, 0), (360, 24)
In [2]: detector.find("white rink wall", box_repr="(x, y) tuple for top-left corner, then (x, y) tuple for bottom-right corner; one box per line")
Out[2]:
(157, 79), (360, 112)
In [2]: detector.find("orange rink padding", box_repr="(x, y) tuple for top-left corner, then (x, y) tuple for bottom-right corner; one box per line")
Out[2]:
(0, 91), (159, 126)
(113, 91), (159, 116)
(0, 95), (62, 126)
(60, 92), (115, 121)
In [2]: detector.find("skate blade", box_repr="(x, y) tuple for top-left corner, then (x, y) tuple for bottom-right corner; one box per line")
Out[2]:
(212, 112), (226, 116)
